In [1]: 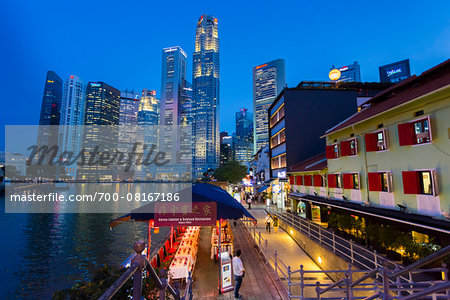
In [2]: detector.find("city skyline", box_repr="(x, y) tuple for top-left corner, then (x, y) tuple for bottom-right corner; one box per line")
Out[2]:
(1, 0), (450, 150)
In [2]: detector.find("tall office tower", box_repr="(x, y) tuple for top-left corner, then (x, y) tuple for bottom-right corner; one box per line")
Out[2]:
(59, 75), (86, 178)
(234, 108), (254, 166)
(220, 131), (233, 166)
(136, 89), (159, 180)
(160, 46), (188, 162)
(192, 15), (220, 177)
(37, 71), (63, 148)
(253, 59), (285, 153)
(77, 82), (121, 180)
(118, 90), (141, 178)
(329, 61), (361, 82)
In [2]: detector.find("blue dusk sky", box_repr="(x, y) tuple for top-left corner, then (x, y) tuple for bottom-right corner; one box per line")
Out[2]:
(1, 0), (449, 150)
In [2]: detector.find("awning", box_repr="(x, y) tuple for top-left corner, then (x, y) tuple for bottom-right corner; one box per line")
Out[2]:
(257, 185), (269, 193)
(110, 183), (256, 228)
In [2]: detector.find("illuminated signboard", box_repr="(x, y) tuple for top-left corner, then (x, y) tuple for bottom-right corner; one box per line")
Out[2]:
(256, 63), (268, 70)
(90, 83), (101, 87)
(151, 90), (156, 96)
(329, 69), (341, 81)
(387, 68), (402, 77)
(339, 66), (349, 72)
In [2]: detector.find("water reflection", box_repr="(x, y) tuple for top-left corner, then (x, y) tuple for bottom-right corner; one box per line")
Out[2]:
(0, 194), (169, 299)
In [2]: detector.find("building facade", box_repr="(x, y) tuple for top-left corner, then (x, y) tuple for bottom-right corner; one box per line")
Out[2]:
(160, 46), (189, 162)
(379, 59), (411, 83)
(37, 71), (63, 148)
(253, 59), (286, 153)
(287, 60), (450, 257)
(234, 108), (253, 166)
(192, 15), (220, 177)
(77, 82), (121, 180)
(58, 74), (87, 178)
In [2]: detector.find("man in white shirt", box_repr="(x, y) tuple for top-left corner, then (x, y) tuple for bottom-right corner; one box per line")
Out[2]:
(232, 249), (245, 299)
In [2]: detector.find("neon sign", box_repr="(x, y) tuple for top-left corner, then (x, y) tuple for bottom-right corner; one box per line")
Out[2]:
(256, 63), (268, 69)
(329, 69), (341, 81)
(90, 83), (101, 87)
(339, 66), (349, 71)
(387, 68), (402, 77)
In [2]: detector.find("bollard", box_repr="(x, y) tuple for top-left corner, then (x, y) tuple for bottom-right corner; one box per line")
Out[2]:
(131, 240), (147, 300)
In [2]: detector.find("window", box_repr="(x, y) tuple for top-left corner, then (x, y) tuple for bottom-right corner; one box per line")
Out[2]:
(313, 174), (323, 187)
(398, 117), (432, 146)
(328, 174), (341, 188)
(270, 128), (286, 147)
(368, 172), (393, 192)
(326, 144), (339, 159)
(365, 129), (388, 152)
(340, 138), (358, 156)
(343, 173), (359, 189)
(304, 175), (312, 186)
(271, 153), (286, 169)
(270, 104), (285, 128)
(402, 170), (437, 195)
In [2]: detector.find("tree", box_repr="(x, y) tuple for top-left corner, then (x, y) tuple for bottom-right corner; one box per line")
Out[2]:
(213, 161), (248, 184)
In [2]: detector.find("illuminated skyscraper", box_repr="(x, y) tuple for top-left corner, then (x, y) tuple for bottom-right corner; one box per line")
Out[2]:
(59, 75), (86, 178)
(253, 59), (285, 153)
(37, 71), (63, 148)
(235, 108), (253, 166)
(160, 46), (189, 162)
(192, 15), (220, 177)
(78, 82), (120, 180)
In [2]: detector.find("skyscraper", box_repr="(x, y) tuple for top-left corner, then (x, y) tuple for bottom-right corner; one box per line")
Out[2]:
(118, 90), (141, 171)
(77, 82), (121, 180)
(37, 71), (63, 148)
(160, 46), (189, 162)
(59, 75), (86, 178)
(253, 59), (285, 153)
(192, 15), (220, 177)
(329, 61), (361, 82)
(234, 108), (253, 166)
(136, 89), (160, 180)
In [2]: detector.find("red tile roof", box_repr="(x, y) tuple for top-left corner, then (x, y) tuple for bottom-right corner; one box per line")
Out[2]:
(325, 59), (450, 135)
(287, 152), (327, 173)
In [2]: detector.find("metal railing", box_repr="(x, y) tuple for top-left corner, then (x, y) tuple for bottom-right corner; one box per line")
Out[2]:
(242, 211), (450, 300)
(99, 240), (193, 300)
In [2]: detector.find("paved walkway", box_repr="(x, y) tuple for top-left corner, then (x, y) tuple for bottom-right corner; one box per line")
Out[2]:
(193, 224), (286, 299)
(246, 205), (344, 298)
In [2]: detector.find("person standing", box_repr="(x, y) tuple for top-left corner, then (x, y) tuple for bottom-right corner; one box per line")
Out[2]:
(247, 194), (252, 209)
(232, 249), (245, 299)
(265, 214), (272, 233)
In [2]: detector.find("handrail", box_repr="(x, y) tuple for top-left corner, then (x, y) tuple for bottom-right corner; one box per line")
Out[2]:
(99, 265), (139, 300)
(389, 245), (450, 279)
(399, 281), (450, 300)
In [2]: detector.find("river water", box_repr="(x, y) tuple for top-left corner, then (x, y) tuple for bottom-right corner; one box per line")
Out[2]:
(0, 183), (180, 299)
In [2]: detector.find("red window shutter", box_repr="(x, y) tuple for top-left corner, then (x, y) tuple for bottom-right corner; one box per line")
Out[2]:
(342, 173), (353, 189)
(313, 175), (322, 187)
(402, 171), (420, 194)
(328, 174), (336, 188)
(365, 133), (378, 152)
(289, 176), (295, 185)
(304, 175), (312, 186)
(296, 175), (303, 185)
(368, 172), (382, 191)
(398, 123), (415, 146)
(340, 141), (351, 156)
(326, 145), (336, 159)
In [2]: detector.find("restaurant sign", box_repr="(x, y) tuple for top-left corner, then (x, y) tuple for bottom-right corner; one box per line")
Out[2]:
(154, 202), (217, 227)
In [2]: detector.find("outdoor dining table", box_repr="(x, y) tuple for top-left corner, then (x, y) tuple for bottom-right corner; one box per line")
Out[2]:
(169, 256), (192, 280)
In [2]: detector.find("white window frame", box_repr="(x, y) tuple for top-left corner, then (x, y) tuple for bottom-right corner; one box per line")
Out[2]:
(378, 171), (394, 193)
(414, 168), (438, 196)
(410, 115), (432, 147)
(373, 128), (389, 152)
(347, 137), (358, 156)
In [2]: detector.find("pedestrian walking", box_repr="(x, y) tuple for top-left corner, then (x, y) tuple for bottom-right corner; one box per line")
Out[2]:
(232, 249), (245, 299)
(265, 214), (272, 233)
(247, 195), (252, 209)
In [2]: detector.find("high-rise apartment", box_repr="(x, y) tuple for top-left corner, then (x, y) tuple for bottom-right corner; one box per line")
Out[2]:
(192, 15), (220, 177)
(253, 59), (285, 153)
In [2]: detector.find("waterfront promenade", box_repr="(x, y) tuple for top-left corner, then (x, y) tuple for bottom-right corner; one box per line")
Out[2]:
(193, 223), (287, 299)
(245, 205), (344, 298)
